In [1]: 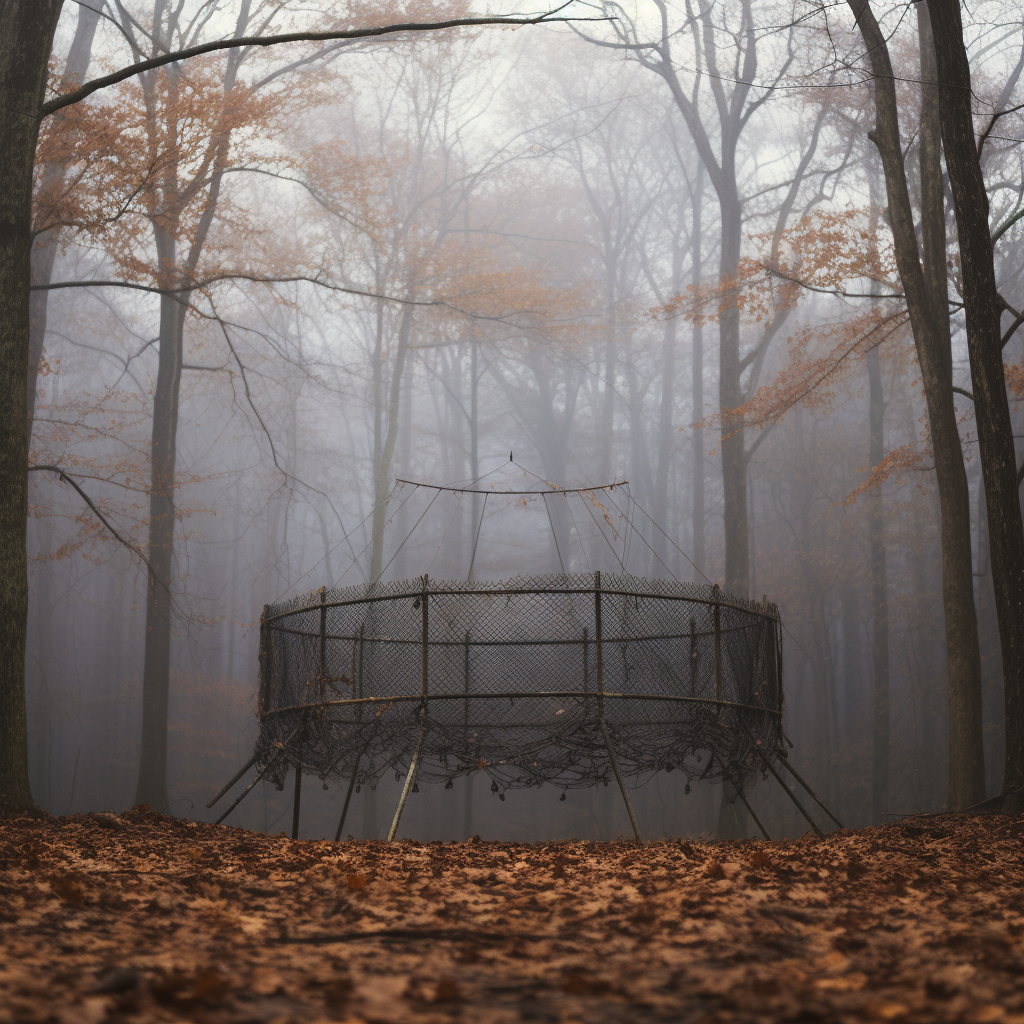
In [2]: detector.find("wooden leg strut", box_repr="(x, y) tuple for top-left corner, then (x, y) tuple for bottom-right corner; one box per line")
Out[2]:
(291, 765), (302, 840)
(334, 753), (362, 842)
(387, 720), (426, 842)
(206, 753), (258, 809)
(599, 717), (643, 844)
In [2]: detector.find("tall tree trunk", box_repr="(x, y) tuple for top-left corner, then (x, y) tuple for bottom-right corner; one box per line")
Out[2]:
(135, 229), (184, 810)
(916, 6), (985, 807)
(848, 0), (985, 809)
(691, 166), (706, 577)
(866, 345), (891, 823)
(369, 302), (414, 584)
(928, 0), (1024, 806)
(0, 0), (63, 817)
(27, 4), (100, 441)
(719, 194), (748, 596)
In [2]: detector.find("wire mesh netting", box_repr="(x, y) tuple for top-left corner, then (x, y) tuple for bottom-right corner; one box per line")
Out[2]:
(254, 573), (784, 794)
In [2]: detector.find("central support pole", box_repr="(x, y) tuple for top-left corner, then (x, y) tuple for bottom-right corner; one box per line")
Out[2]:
(713, 585), (723, 702)
(388, 575), (430, 842)
(595, 570), (643, 844)
(291, 765), (302, 840)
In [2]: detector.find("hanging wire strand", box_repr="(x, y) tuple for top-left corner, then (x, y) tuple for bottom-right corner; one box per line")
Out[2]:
(623, 491), (713, 585)
(542, 492), (567, 574)
(466, 491), (488, 581)
(577, 489), (626, 571)
(267, 482), (401, 606)
(562, 490), (591, 574)
(427, 489), (464, 576)
(377, 487), (442, 581)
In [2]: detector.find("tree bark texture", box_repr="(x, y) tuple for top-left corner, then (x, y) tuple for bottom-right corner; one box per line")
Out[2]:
(369, 302), (414, 584)
(0, 0), (63, 815)
(867, 346), (891, 822)
(27, 4), (100, 442)
(928, 0), (1024, 803)
(848, 0), (985, 809)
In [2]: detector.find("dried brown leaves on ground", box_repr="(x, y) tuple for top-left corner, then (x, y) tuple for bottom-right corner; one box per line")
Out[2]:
(1, 810), (1022, 1023)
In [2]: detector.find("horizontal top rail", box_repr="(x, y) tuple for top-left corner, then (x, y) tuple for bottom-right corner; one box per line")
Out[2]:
(264, 579), (780, 626)
(395, 478), (628, 496)
(259, 690), (782, 718)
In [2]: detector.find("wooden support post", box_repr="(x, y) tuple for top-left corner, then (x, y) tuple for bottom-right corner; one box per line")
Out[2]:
(420, 575), (429, 699)
(594, 570), (643, 844)
(214, 751), (282, 825)
(388, 576), (430, 843)
(318, 586), (327, 699)
(583, 626), (589, 692)
(776, 755), (845, 829)
(594, 572), (603, 717)
(598, 717), (644, 844)
(291, 765), (302, 840)
(738, 717), (823, 836)
(732, 778), (772, 840)
(688, 616), (696, 696)
(713, 588), (722, 702)
(388, 717), (426, 841)
(334, 751), (362, 842)
(206, 753), (258, 808)
(463, 630), (470, 733)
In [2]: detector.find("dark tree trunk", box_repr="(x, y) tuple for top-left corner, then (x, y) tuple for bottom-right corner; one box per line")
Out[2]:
(0, 0), (64, 816)
(27, 4), (100, 442)
(691, 166), (706, 578)
(928, 0), (1024, 805)
(848, 0), (985, 809)
(866, 345), (891, 823)
(719, 194), (748, 596)
(134, 228), (185, 810)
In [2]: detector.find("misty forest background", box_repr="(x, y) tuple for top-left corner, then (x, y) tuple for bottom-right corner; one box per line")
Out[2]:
(24, 0), (1024, 842)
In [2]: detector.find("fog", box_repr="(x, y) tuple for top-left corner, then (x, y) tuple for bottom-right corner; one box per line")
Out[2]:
(22, 0), (1024, 841)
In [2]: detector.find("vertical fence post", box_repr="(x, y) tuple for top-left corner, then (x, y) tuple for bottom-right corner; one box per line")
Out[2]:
(463, 629), (470, 731)
(583, 626), (589, 692)
(688, 616), (697, 696)
(318, 586), (327, 700)
(593, 570), (643, 844)
(291, 765), (302, 840)
(421, 574), (429, 699)
(388, 575), (429, 841)
(334, 621), (366, 843)
(594, 572), (603, 713)
(713, 585), (723, 703)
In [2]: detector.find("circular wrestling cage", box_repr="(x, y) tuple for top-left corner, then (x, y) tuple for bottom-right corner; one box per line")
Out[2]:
(254, 572), (784, 817)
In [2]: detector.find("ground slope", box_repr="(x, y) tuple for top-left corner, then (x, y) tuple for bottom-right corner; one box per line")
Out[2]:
(1, 810), (1022, 1022)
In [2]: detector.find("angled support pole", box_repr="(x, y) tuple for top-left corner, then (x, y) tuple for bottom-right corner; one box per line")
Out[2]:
(388, 716), (426, 841)
(388, 576), (430, 842)
(334, 755), (361, 842)
(730, 775), (772, 840)
(215, 749), (283, 825)
(291, 765), (302, 840)
(206, 753), (258, 808)
(595, 570), (643, 844)
(739, 716), (823, 837)
(776, 754), (845, 829)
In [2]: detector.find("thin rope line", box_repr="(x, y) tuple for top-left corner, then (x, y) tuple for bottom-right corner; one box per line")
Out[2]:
(267, 483), (398, 606)
(331, 483), (418, 591)
(626, 492), (712, 585)
(601, 487), (682, 585)
(377, 488), (442, 581)
(542, 493), (566, 574)
(467, 492), (488, 582)
(427, 490), (464, 576)
(622, 482), (635, 570)
(562, 492), (591, 574)
(577, 490), (625, 571)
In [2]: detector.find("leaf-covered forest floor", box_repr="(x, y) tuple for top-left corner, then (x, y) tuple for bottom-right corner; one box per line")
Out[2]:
(1, 810), (1023, 1024)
